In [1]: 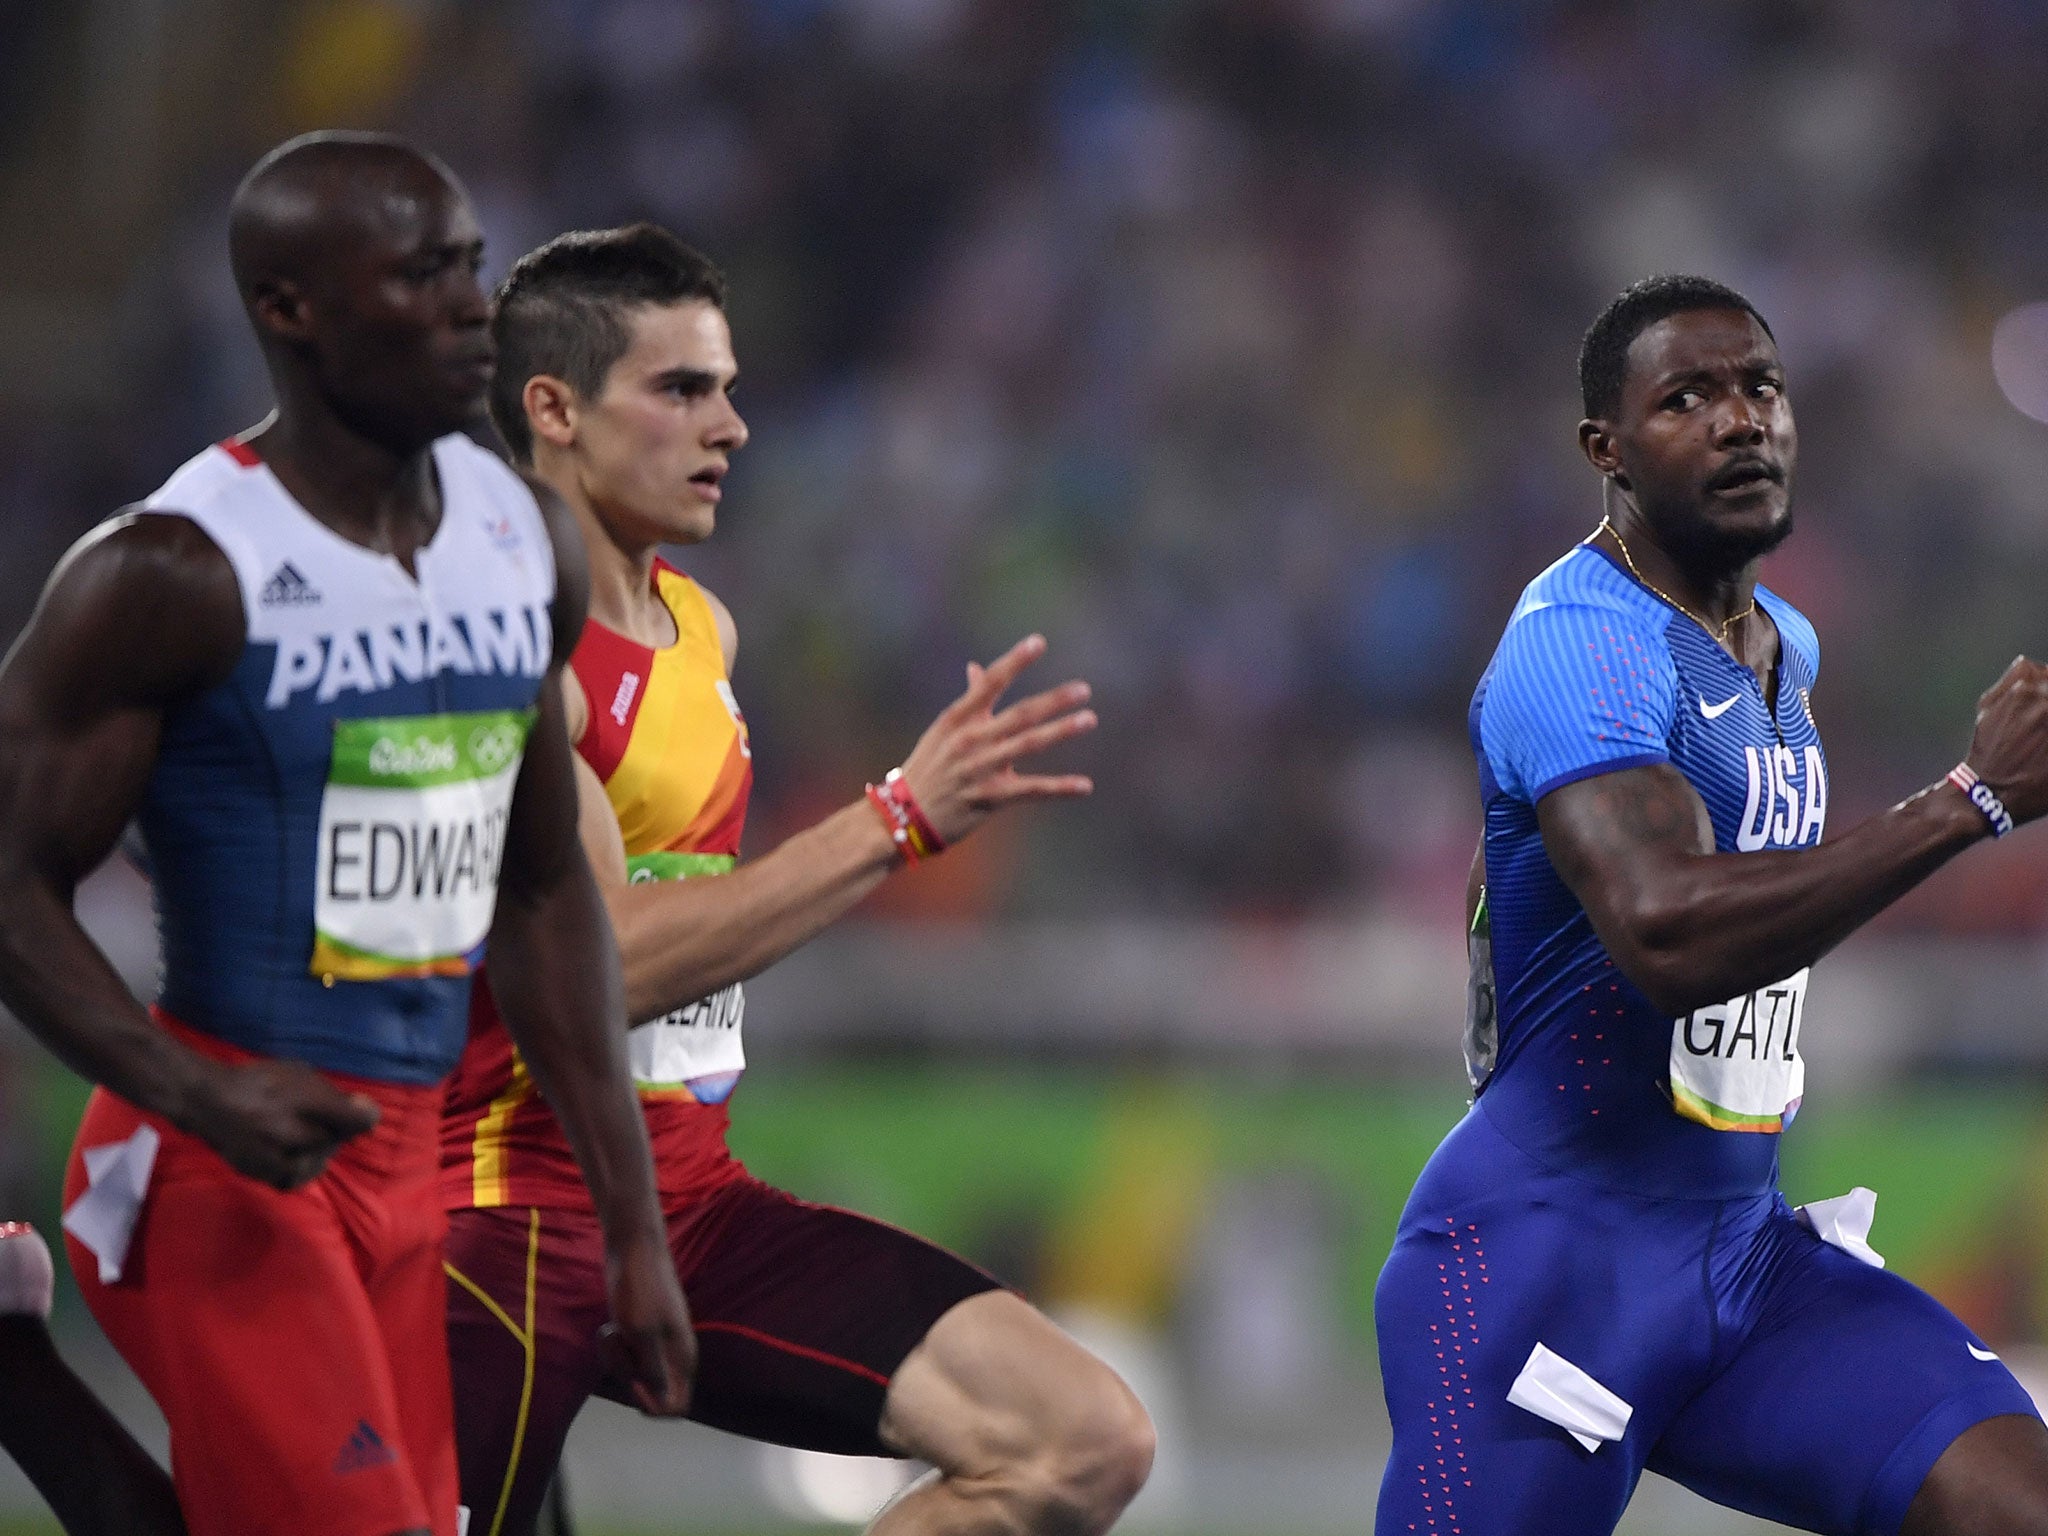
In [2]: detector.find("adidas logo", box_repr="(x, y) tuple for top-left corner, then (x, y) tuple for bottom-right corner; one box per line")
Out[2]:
(260, 562), (321, 607)
(333, 1418), (397, 1474)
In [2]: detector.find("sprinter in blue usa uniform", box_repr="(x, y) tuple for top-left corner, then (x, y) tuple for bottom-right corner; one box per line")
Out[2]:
(1376, 276), (2048, 1536)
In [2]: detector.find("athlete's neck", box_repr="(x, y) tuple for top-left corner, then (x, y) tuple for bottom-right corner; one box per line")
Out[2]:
(1599, 500), (1760, 634)
(246, 407), (442, 574)
(557, 481), (678, 649)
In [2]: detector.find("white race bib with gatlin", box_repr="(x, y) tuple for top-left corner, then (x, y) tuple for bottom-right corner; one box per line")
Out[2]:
(1669, 968), (1809, 1133)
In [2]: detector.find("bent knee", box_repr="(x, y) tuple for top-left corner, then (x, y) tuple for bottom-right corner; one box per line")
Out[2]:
(1085, 1381), (1156, 1508)
(1023, 1372), (1155, 1527)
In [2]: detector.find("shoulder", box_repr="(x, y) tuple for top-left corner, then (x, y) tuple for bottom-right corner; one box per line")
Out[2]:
(506, 465), (588, 665)
(436, 430), (526, 488)
(54, 512), (243, 619)
(697, 584), (738, 673)
(1476, 549), (1678, 796)
(1493, 547), (1675, 680)
(654, 558), (738, 673)
(148, 440), (254, 511)
(1755, 585), (1819, 679)
(1510, 543), (1667, 622)
(439, 435), (554, 544)
(11, 512), (245, 708)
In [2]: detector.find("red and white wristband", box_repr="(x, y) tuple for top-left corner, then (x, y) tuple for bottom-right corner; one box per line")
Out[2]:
(1948, 763), (2015, 838)
(865, 768), (946, 864)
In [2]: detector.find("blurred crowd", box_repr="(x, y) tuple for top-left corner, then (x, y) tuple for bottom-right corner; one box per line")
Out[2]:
(9, 0), (2048, 926)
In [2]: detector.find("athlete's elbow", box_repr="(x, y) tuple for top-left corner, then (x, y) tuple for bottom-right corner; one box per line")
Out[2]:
(1605, 900), (1717, 1016)
(1616, 945), (1750, 1019)
(1628, 964), (1711, 1018)
(620, 971), (671, 1026)
(0, 863), (59, 972)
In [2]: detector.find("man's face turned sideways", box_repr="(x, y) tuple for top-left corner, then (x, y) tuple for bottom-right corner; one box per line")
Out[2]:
(537, 298), (748, 547)
(1607, 307), (1797, 574)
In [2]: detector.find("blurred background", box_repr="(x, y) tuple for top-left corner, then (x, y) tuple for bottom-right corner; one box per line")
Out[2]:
(7, 1), (2048, 1532)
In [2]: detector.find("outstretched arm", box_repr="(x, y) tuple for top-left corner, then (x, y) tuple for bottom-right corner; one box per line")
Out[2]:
(586, 633), (1095, 1023)
(1540, 656), (2048, 1015)
(0, 518), (377, 1188)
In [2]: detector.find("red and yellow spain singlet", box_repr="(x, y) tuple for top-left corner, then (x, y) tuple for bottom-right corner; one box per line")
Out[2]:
(441, 559), (753, 1211)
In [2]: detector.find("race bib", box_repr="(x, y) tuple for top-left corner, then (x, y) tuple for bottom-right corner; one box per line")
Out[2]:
(624, 851), (745, 1103)
(1668, 969), (1808, 1133)
(311, 711), (533, 981)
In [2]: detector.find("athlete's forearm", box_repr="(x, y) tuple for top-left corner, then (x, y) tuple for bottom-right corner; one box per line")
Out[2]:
(494, 675), (666, 1245)
(608, 799), (898, 1021)
(0, 880), (216, 1127)
(1550, 772), (1985, 1015)
(490, 862), (666, 1242)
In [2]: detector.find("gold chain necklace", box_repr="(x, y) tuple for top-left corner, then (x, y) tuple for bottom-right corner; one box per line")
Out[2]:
(1596, 516), (1755, 645)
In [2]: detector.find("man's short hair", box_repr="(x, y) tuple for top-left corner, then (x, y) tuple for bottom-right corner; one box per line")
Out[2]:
(489, 224), (727, 462)
(1578, 275), (1774, 421)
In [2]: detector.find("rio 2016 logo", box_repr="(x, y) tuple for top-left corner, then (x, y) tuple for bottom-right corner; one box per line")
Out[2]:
(468, 721), (524, 775)
(368, 735), (458, 777)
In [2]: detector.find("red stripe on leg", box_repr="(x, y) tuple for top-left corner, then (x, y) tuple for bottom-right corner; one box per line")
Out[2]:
(693, 1320), (891, 1388)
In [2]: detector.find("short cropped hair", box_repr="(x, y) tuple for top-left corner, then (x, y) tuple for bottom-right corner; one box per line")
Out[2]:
(489, 224), (727, 462)
(1578, 275), (1774, 420)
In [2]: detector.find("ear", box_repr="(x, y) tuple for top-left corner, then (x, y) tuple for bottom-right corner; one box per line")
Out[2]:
(523, 375), (579, 452)
(248, 277), (312, 345)
(1578, 418), (1629, 488)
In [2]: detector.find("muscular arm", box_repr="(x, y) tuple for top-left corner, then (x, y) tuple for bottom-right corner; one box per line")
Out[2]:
(1541, 762), (1985, 1017)
(0, 520), (226, 1117)
(0, 519), (376, 1184)
(577, 750), (896, 1019)
(577, 575), (894, 1017)
(488, 476), (690, 1411)
(572, 627), (1095, 1025)
(488, 676), (663, 1232)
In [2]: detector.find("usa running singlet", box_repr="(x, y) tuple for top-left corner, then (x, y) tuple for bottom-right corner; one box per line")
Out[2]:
(1468, 541), (1825, 1199)
(1373, 538), (2036, 1536)
(442, 558), (753, 1210)
(135, 435), (555, 1084)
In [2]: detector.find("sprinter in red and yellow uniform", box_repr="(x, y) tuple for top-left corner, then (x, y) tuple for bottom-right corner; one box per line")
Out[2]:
(445, 554), (752, 1219)
(440, 225), (1154, 1536)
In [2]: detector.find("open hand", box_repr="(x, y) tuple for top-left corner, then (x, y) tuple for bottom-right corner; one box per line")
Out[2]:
(897, 634), (1097, 849)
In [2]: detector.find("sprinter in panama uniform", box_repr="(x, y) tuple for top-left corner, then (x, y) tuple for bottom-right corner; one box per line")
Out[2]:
(69, 429), (554, 1524)
(439, 225), (1154, 1536)
(0, 136), (690, 1536)
(1375, 279), (2048, 1536)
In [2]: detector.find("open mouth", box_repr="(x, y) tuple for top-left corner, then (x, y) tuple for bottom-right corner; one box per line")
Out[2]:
(688, 466), (725, 498)
(1707, 460), (1779, 494)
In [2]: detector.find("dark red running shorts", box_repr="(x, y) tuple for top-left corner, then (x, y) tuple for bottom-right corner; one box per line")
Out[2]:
(444, 1177), (1001, 1536)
